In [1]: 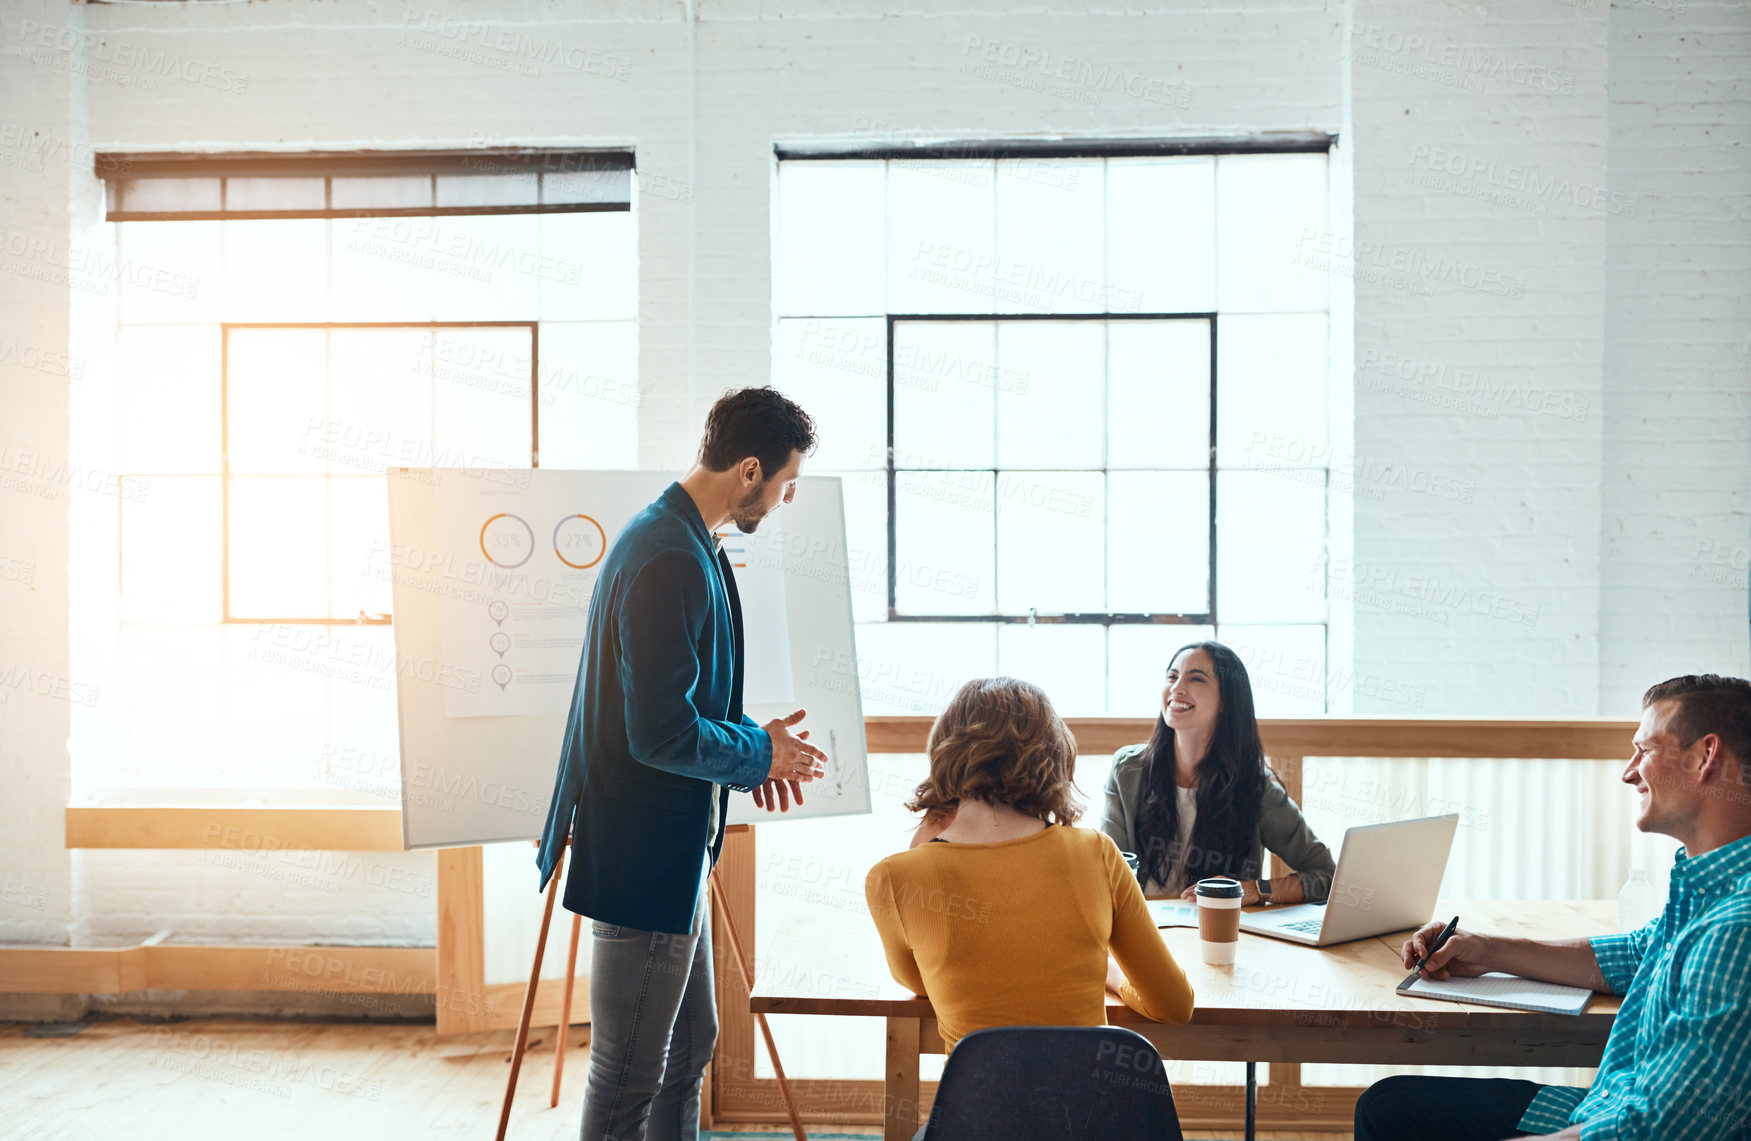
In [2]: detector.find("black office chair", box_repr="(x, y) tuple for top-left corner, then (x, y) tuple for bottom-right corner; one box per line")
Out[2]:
(919, 1026), (1185, 1141)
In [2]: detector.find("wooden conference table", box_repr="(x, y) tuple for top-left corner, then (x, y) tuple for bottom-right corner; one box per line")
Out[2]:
(750, 899), (1621, 1141)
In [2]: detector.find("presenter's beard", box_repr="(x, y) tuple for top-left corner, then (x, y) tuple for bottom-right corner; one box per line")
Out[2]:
(728, 486), (769, 534)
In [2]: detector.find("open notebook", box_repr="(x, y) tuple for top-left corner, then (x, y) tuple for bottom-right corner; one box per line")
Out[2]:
(1397, 970), (1594, 1015)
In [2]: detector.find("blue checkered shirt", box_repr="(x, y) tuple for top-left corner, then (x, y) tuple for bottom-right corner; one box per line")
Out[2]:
(1518, 832), (1751, 1140)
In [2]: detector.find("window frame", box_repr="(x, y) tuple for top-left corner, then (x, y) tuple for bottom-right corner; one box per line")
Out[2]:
(97, 148), (636, 223)
(884, 310), (1219, 627)
(218, 319), (542, 626)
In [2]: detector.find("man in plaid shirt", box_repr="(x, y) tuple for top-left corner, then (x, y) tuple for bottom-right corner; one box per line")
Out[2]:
(1355, 674), (1751, 1141)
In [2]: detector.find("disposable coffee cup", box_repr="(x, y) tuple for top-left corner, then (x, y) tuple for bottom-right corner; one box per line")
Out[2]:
(1120, 851), (1141, 875)
(1195, 877), (1244, 965)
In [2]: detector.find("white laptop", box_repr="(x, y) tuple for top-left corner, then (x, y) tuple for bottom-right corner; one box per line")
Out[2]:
(1237, 813), (1459, 946)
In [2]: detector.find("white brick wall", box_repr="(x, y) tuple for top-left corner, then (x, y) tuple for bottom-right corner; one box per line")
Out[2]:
(1599, 0), (1751, 710)
(1349, 0), (1612, 713)
(0, 0), (75, 952)
(0, 0), (1745, 1001)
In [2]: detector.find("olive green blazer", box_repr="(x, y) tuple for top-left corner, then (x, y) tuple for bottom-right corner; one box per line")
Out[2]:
(1097, 743), (1337, 900)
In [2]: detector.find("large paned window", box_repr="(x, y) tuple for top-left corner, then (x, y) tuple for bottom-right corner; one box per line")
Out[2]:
(92, 151), (638, 790)
(772, 149), (1334, 720)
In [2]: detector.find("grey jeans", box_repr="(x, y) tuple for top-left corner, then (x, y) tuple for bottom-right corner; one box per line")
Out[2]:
(580, 888), (717, 1141)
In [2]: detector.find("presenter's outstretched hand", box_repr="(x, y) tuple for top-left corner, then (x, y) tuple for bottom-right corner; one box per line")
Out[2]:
(751, 778), (804, 813)
(763, 708), (828, 785)
(1401, 919), (1490, 981)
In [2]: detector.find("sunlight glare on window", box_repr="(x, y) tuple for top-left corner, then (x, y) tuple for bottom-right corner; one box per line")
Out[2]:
(893, 321), (996, 470)
(120, 477), (222, 625)
(1215, 153), (1328, 314)
(994, 470), (1105, 613)
(224, 219), (327, 321)
(539, 211), (637, 321)
(887, 160), (996, 315)
(1216, 470), (1326, 624)
(117, 626), (223, 786)
(1106, 320), (1209, 471)
(536, 321), (639, 468)
(118, 220), (220, 323)
(776, 162), (886, 317)
(1216, 313), (1329, 463)
(854, 622), (997, 714)
(1215, 623), (1327, 716)
(228, 476), (329, 619)
(994, 321), (1104, 469)
(433, 214), (542, 320)
(995, 159), (1104, 314)
(894, 471), (996, 616)
(116, 326), (221, 475)
(429, 326), (535, 467)
(773, 317), (886, 472)
(330, 217), (436, 322)
(327, 328), (435, 474)
(996, 624), (1106, 715)
(1108, 623), (1215, 716)
(1106, 471), (1209, 614)
(226, 328), (327, 475)
(328, 477), (393, 620)
(1106, 157), (1215, 314)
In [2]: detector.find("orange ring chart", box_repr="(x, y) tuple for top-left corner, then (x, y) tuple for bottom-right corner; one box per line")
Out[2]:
(479, 513), (535, 569)
(554, 514), (607, 570)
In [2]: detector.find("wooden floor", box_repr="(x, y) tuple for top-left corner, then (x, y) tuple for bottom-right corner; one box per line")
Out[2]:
(0, 1017), (1348, 1140)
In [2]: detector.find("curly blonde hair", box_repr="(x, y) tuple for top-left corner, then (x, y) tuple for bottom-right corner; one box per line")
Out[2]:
(905, 676), (1084, 825)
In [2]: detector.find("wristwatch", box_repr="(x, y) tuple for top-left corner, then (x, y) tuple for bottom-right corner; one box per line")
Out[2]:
(1256, 878), (1273, 903)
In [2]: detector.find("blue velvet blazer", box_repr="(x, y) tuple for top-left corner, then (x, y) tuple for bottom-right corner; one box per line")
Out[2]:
(536, 482), (772, 934)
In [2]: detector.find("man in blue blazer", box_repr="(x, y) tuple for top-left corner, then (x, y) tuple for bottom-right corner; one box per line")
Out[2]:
(537, 386), (827, 1141)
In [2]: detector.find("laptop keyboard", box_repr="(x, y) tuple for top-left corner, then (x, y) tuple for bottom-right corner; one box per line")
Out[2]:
(1281, 918), (1325, 935)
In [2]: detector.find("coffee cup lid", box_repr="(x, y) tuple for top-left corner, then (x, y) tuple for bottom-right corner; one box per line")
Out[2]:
(1194, 877), (1244, 899)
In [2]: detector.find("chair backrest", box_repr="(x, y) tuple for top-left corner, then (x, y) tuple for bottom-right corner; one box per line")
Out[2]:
(921, 1026), (1184, 1141)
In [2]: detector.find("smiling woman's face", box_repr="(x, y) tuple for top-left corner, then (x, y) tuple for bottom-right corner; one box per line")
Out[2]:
(1161, 648), (1220, 737)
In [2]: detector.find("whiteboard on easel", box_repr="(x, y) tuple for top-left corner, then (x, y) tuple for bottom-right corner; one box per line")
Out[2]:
(384, 468), (871, 850)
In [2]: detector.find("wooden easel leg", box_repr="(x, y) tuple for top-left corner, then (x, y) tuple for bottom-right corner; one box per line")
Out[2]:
(497, 864), (562, 1141)
(708, 867), (807, 1141)
(551, 912), (583, 1108)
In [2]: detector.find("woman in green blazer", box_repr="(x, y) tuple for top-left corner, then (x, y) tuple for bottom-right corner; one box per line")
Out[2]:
(1099, 640), (1336, 904)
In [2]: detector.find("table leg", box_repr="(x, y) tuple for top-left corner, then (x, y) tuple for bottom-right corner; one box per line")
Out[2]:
(1244, 1061), (1256, 1141)
(884, 1016), (922, 1141)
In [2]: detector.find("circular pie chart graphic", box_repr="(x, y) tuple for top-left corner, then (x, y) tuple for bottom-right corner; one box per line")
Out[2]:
(554, 514), (608, 570)
(479, 513), (535, 569)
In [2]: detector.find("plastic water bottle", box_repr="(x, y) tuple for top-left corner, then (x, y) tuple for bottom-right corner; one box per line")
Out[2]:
(1617, 867), (1659, 931)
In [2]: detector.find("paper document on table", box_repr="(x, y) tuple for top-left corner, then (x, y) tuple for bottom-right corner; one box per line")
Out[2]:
(1397, 971), (1593, 1015)
(1147, 900), (1199, 929)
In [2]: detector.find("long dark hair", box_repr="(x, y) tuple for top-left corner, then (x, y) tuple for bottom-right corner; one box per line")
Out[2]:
(1134, 641), (1268, 889)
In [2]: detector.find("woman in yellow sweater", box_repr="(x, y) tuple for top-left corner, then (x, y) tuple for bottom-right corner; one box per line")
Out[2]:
(864, 676), (1195, 1060)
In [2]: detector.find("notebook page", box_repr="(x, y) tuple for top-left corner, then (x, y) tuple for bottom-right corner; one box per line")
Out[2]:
(1400, 971), (1592, 1015)
(1147, 900), (1199, 929)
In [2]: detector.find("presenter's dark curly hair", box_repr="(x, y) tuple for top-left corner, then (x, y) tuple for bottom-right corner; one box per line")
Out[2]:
(697, 386), (818, 483)
(906, 677), (1083, 826)
(1134, 641), (1268, 888)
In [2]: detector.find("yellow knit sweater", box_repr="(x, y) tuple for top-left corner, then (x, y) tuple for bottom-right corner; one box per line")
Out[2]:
(864, 825), (1195, 1051)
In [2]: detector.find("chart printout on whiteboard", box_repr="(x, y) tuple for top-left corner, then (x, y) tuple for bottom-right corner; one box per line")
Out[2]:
(390, 470), (868, 846)
(432, 472), (794, 718)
